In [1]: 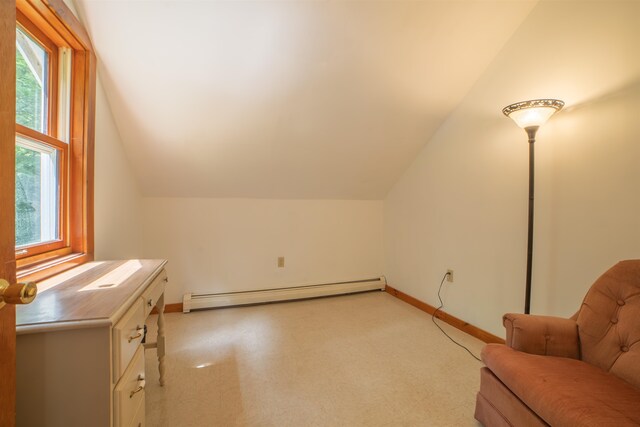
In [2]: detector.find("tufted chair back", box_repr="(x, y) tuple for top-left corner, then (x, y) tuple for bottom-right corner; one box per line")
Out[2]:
(576, 259), (640, 389)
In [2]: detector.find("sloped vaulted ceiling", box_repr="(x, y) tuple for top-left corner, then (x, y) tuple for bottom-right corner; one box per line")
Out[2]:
(76, 0), (536, 199)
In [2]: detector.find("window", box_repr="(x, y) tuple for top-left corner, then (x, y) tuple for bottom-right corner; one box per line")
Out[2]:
(15, 134), (62, 248)
(15, 25), (53, 135)
(15, 0), (95, 281)
(15, 19), (65, 256)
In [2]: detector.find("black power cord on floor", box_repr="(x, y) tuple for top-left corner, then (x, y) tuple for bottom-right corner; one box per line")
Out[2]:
(431, 272), (482, 362)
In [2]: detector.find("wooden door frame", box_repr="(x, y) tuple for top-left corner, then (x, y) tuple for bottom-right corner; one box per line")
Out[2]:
(0, 1), (18, 426)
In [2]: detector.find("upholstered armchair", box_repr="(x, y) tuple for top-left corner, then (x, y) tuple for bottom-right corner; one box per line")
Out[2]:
(475, 260), (640, 426)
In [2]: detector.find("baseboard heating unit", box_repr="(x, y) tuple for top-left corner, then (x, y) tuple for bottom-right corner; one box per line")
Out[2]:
(182, 277), (386, 313)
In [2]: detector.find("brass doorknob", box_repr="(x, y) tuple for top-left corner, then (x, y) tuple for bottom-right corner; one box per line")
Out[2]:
(0, 279), (37, 308)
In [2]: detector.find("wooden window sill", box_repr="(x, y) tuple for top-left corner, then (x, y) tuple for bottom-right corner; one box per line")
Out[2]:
(17, 252), (93, 283)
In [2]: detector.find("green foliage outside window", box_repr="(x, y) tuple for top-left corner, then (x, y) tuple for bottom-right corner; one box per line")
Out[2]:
(16, 48), (43, 246)
(16, 49), (42, 131)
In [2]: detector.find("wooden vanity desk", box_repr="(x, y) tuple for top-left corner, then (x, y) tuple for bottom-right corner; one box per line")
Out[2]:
(16, 259), (168, 427)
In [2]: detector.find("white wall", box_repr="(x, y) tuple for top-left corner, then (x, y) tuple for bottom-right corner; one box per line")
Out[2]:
(87, 70), (384, 304)
(142, 198), (384, 304)
(384, 1), (640, 337)
(93, 74), (144, 259)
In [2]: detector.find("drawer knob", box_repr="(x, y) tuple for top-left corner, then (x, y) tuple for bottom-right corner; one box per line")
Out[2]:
(130, 375), (146, 398)
(128, 326), (144, 343)
(147, 299), (153, 307)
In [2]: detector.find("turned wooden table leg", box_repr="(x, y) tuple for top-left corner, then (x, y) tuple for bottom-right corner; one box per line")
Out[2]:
(157, 293), (166, 386)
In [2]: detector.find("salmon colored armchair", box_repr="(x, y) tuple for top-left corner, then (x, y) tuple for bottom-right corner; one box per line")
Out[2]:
(475, 260), (640, 426)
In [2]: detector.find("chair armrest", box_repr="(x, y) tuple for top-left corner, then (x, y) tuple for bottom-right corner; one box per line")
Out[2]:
(503, 313), (580, 359)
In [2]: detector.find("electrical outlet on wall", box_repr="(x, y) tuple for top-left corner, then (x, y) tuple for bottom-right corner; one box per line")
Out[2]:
(446, 269), (454, 282)
(278, 257), (285, 268)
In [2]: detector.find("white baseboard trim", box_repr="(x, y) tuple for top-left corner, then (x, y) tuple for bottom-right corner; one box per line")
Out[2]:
(182, 277), (386, 313)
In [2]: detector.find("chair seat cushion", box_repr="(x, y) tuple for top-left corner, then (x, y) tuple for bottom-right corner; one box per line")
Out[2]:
(482, 344), (640, 427)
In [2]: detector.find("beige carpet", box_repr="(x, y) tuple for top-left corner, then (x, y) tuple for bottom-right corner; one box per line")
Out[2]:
(144, 291), (486, 426)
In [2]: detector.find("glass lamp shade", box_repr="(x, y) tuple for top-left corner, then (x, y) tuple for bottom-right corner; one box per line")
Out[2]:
(503, 99), (564, 129)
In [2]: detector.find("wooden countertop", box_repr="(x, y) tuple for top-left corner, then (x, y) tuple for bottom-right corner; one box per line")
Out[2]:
(17, 259), (167, 334)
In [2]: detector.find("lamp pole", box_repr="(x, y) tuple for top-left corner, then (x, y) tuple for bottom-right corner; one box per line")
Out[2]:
(524, 126), (538, 314)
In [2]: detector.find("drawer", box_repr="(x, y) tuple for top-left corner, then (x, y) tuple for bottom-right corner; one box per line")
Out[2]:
(113, 298), (145, 382)
(142, 269), (167, 317)
(114, 345), (146, 427)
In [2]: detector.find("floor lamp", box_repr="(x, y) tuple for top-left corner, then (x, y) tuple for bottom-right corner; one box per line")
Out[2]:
(502, 99), (564, 314)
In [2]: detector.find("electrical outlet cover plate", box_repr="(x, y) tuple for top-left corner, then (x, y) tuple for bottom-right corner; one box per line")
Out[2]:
(446, 269), (454, 282)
